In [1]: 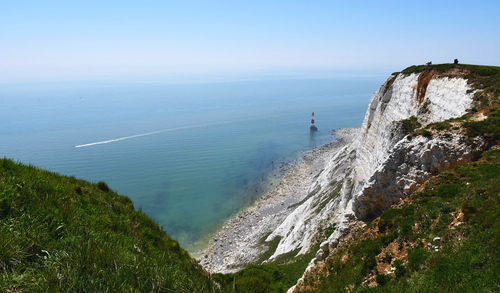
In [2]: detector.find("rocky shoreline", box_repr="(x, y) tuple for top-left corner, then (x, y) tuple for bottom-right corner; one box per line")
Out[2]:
(198, 128), (358, 273)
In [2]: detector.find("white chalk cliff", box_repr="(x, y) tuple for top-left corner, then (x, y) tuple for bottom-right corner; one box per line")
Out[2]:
(285, 69), (492, 291)
(201, 68), (487, 279)
(268, 72), (478, 262)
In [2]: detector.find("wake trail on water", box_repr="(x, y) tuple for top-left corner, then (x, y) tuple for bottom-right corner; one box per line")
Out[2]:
(74, 109), (302, 149)
(73, 115), (269, 148)
(74, 122), (225, 148)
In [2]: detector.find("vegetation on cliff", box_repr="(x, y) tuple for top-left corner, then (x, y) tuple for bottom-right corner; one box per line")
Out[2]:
(214, 242), (320, 293)
(409, 64), (500, 146)
(401, 63), (500, 109)
(0, 160), (216, 292)
(297, 148), (499, 292)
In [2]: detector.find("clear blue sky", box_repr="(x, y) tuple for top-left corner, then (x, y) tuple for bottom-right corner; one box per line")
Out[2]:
(1, 0), (499, 82)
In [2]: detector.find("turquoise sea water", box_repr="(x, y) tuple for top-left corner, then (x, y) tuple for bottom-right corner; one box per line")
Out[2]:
(0, 77), (382, 251)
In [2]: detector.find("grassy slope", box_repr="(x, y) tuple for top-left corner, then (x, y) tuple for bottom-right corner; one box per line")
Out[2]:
(0, 160), (216, 292)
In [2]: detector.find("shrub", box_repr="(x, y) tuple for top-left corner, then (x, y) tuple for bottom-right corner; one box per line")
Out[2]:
(399, 223), (412, 239)
(378, 208), (401, 232)
(381, 252), (393, 263)
(357, 238), (382, 258)
(376, 274), (391, 286)
(97, 181), (110, 192)
(75, 186), (83, 195)
(439, 203), (451, 213)
(397, 116), (422, 135)
(381, 232), (397, 246)
(437, 184), (460, 198)
(0, 198), (11, 217)
(393, 260), (406, 278)
(408, 247), (428, 271)
(398, 216), (414, 239)
(361, 255), (377, 276)
(422, 129), (432, 138)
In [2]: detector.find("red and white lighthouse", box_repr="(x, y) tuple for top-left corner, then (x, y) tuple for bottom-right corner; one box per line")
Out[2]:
(310, 112), (318, 131)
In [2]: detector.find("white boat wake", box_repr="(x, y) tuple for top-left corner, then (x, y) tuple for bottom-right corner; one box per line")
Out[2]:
(74, 111), (292, 149)
(74, 122), (221, 148)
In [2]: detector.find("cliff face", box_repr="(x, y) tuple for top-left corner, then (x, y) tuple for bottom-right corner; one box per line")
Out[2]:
(354, 132), (485, 220)
(267, 70), (478, 262)
(284, 65), (500, 291)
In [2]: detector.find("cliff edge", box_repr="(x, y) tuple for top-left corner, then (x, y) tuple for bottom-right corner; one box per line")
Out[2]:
(288, 63), (499, 292)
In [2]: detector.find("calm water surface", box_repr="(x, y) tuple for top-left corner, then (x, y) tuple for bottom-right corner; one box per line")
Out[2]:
(0, 77), (382, 251)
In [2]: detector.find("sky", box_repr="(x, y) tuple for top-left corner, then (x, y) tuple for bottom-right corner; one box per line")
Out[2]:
(1, 0), (500, 83)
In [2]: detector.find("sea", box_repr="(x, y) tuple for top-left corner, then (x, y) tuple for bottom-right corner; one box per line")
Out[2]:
(0, 76), (383, 252)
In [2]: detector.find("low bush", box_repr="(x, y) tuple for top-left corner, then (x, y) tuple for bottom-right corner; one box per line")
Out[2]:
(422, 129), (432, 138)
(437, 184), (460, 198)
(393, 260), (406, 278)
(97, 181), (110, 192)
(407, 247), (428, 272)
(376, 274), (391, 286)
(396, 116), (421, 135)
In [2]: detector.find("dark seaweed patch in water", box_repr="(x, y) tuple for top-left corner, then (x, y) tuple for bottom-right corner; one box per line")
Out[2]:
(228, 142), (286, 205)
(141, 189), (170, 230)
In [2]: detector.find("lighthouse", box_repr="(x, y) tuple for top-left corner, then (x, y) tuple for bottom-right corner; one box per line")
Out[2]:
(310, 112), (318, 131)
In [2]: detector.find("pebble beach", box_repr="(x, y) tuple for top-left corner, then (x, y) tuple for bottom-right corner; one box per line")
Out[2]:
(198, 128), (357, 273)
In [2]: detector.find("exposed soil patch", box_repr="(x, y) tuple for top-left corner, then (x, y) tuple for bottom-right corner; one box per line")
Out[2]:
(382, 74), (398, 97)
(415, 67), (472, 104)
(416, 70), (435, 104)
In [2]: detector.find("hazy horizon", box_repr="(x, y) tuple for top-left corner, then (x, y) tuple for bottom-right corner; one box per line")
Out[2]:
(2, 0), (500, 83)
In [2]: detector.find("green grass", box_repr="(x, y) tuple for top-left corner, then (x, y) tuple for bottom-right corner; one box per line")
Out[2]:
(464, 107), (500, 144)
(214, 244), (319, 293)
(394, 116), (421, 136)
(413, 105), (500, 148)
(401, 63), (500, 76)
(255, 235), (282, 264)
(0, 159), (216, 292)
(302, 149), (500, 292)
